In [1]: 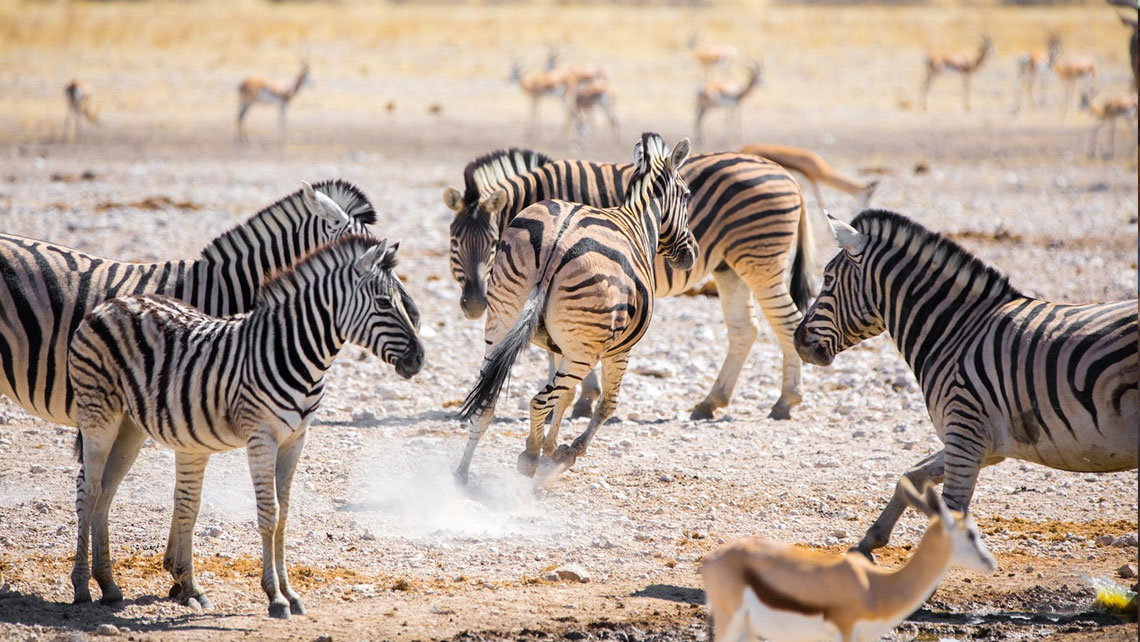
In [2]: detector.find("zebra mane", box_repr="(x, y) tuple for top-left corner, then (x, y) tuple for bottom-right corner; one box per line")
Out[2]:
(199, 179), (377, 263)
(851, 209), (1023, 298)
(462, 148), (553, 205)
(623, 132), (670, 202)
(256, 234), (389, 304)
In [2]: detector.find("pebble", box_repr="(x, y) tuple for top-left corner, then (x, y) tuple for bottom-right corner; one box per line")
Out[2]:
(658, 474), (674, 483)
(1118, 564), (1137, 580)
(830, 529), (847, 539)
(314, 636), (334, 642)
(94, 624), (119, 636)
(553, 565), (590, 583)
(1096, 534), (1116, 546)
(29, 464), (47, 474)
(1024, 564), (1034, 573)
(199, 526), (223, 539)
(1113, 533), (1138, 548)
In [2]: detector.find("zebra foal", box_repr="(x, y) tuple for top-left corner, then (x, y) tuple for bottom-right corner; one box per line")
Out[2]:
(68, 236), (423, 618)
(444, 147), (811, 420)
(795, 210), (1138, 560)
(456, 133), (695, 485)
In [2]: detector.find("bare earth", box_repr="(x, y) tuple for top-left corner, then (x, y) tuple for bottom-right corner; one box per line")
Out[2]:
(0, 2), (1137, 641)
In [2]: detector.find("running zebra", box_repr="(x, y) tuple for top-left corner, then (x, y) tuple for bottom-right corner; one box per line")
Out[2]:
(795, 210), (1138, 560)
(444, 146), (811, 420)
(0, 179), (408, 428)
(69, 236), (423, 618)
(456, 133), (695, 485)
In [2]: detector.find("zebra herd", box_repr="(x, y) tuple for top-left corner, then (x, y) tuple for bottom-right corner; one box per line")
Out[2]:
(0, 132), (1136, 622)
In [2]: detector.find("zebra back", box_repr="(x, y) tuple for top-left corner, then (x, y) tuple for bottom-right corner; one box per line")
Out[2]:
(0, 179), (377, 426)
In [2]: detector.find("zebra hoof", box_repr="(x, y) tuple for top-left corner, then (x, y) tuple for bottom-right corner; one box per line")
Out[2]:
(73, 591), (93, 604)
(268, 599), (291, 620)
(98, 588), (123, 605)
(551, 444), (578, 466)
(689, 404), (716, 420)
(848, 545), (877, 564)
(289, 597), (306, 615)
(167, 582), (182, 599)
(516, 450), (539, 478)
(767, 405), (792, 421)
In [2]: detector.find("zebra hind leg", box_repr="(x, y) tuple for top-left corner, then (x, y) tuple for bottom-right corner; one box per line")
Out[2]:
(544, 353), (630, 484)
(518, 359), (591, 477)
(167, 452), (211, 609)
(741, 261), (804, 419)
(89, 417), (148, 604)
(571, 368), (601, 419)
(246, 433), (291, 619)
(691, 266), (759, 420)
(71, 408), (123, 604)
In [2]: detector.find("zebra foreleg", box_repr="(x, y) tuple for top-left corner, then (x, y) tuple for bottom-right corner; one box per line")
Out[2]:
(692, 267), (759, 420)
(853, 450), (944, 561)
(71, 415), (119, 604)
(247, 434), (291, 619)
(747, 264), (804, 420)
(273, 431), (307, 615)
(167, 452), (211, 609)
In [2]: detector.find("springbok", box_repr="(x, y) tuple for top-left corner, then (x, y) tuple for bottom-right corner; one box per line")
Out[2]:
(1080, 90), (1138, 159)
(509, 62), (569, 134)
(701, 479), (996, 642)
(1012, 34), (1061, 114)
(236, 60), (311, 144)
(64, 80), (98, 142)
(920, 36), (993, 112)
(569, 77), (619, 142)
(688, 37), (738, 80)
(1055, 55), (1099, 117)
(695, 60), (763, 144)
(739, 143), (878, 212)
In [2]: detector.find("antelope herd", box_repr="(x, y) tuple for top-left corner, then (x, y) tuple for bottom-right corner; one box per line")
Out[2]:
(12, 5), (1139, 640)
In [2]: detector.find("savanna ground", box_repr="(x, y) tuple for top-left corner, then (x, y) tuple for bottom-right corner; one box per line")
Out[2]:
(0, 1), (1137, 640)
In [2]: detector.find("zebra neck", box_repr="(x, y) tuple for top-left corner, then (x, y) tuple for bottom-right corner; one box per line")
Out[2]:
(243, 275), (345, 391)
(876, 259), (1018, 387)
(495, 162), (630, 234)
(190, 226), (321, 317)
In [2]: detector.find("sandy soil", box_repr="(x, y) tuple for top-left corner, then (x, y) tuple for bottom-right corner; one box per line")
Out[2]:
(1, 1), (1137, 640)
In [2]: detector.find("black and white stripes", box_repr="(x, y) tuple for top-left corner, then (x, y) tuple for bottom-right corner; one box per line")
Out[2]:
(794, 209), (1138, 559)
(68, 235), (423, 618)
(0, 180), (380, 426)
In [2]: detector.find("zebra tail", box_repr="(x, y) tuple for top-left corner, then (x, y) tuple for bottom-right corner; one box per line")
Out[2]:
(74, 431), (83, 463)
(789, 200), (816, 313)
(458, 287), (546, 421)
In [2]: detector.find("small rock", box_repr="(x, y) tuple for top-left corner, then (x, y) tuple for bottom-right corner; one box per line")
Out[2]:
(1024, 564), (1035, 573)
(1118, 564), (1138, 579)
(30, 464), (47, 474)
(95, 624), (120, 636)
(554, 565), (590, 583)
(351, 410), (381, 426)
(541, 571), (559, 582)
(314, 636), (334, 642)
(1112, 533), (1138, 548)
(199, 526), (223, 539)
(658, 474), (674, 483)
(830, 529), (847, 539)
(1096, 534), (1116, 546)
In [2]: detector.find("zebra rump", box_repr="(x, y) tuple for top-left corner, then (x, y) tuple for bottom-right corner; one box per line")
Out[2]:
(459, 286), (547, 421)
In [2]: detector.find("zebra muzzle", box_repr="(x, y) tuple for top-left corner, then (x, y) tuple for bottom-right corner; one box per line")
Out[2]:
(793, 324), (834, 367)
(395, 342), (425, 379)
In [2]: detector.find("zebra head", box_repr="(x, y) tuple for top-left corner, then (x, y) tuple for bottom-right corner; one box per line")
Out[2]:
(345, 238), (425, 379)
(444, 185), (508, 319)
(633, 133), (697, 270)
(794, 212), (886, 367)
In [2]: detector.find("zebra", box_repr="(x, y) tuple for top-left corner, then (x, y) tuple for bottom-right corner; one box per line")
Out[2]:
(0, 179), (415, 599)
(68, 235), (423, 619)
(456, 133), (695, 485)
(794, 209), (1138, 560)
(443, 146), (812, 421)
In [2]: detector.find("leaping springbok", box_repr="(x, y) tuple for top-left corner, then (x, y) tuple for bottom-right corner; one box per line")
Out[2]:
(236, 60), (311, 144)
(739, 143), (879, 213)
(920, 36), (993, 112)
(695, 60), (763, 145)
(702, 478), (996, 642)
(64, 80), (99, 142)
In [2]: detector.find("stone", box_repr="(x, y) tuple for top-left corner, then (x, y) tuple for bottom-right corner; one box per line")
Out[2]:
(1118, 564), (1137, 579)
(95, 624), (120, 636)
(1096, 534), (1116, 547)
(1112, 533), (1138, 548)
(30, 464), (47, 474)
(659, 474), (674, 483)
(831, 529), (847, 539)
(554, 565), (590, 583)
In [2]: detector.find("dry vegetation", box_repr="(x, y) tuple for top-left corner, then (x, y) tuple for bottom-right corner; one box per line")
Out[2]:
(0, 1), (1137, 641)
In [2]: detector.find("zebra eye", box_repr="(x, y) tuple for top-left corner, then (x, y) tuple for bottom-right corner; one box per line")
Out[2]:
(377, 295), (392, 309)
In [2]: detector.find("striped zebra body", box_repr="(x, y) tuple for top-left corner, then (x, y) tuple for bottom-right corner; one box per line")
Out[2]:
(794, 210), (1138, 559)
(68, 235), (423, 618)
(0, 180), (387, 427)
(444, 148), (811, 420)
(455, 133), (695, 485)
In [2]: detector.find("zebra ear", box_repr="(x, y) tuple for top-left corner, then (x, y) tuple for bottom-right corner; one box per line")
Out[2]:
(632, 138), (646, 170)
(483, 190), (508, 218)
(668, 138), (691, 171)
(826, 211), (867, 254)
(355, 238), (389, 275)
(303, 181), (350, 226)
(443, 186), (464, 213)
(380, 241), (400, 271)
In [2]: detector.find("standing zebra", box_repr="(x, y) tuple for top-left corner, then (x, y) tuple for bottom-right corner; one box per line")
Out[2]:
(444, 147), (811, 420)
(0, 180), (411, 598)
(795, 210), (1138, 560)
(456, 133), (695, 485)
(69, 236), (423, 618)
